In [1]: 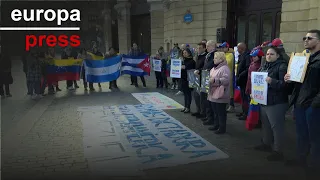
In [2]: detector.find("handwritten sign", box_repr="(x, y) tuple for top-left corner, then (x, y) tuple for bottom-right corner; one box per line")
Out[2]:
(187, 69), (196, 88)
(170, 59), (182, 78)
(251, 72), (268, 105)
(287, 52), (309, 83)
(78, 104), (229, 175)
(200, 70), (210, 93)
(131, 92), (183, 109)
(153, 59), (162, 72)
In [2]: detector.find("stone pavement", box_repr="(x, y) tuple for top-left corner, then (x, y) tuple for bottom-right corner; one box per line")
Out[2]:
(1, 59), (312, 180)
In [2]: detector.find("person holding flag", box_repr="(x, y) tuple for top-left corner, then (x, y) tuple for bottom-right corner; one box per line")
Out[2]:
(245, 46), (264, 130)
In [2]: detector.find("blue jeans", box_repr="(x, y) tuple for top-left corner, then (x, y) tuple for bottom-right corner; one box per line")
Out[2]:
(294, 106), (320, 168)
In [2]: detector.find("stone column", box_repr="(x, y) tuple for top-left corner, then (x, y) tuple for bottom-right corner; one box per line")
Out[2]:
(148, 0), (164, 56)
(114, 0), (131, 54)
(102, 3), (113, 53)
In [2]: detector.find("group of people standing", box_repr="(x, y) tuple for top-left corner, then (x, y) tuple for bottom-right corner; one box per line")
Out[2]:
(17, 44), (120, 100)
(157, 29), (320, 171)
(1, 28), (319, 172)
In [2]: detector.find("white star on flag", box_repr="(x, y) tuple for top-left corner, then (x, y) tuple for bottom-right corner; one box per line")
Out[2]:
(144, 63), (149, 67)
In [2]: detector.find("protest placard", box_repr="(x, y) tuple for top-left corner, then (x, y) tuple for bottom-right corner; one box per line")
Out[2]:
(187, 69), (196, 88)
(287, 52), (310, 83)
(170, 59), (181, 78)
(251, 72), (268, 105)
(200, 70), (210, 93)
(152, 59), (162, 72)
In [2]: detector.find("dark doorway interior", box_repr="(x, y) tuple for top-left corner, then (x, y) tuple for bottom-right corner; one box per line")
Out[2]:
(131, 14), (151, 55)
(227, 0), (282, 49)
(111, 19), (119, 52)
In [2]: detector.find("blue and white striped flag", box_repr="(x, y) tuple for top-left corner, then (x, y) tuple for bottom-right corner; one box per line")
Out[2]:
(84, 56), (122, 83)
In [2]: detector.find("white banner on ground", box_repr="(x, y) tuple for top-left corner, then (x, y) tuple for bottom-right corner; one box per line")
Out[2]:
(77, 104), (229, 176)
(131, 92), (183, 109)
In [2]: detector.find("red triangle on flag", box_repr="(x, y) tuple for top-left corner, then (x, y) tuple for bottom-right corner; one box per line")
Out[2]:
(137, 57), (150, 75)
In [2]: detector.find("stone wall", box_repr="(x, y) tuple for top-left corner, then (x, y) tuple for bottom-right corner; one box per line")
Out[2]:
(163, 0), (227, 51)
(280, 0), (320, 53)
(150, 1), (164, 55)
(115, 0), (132, 54)
(203, 0), (228, 41)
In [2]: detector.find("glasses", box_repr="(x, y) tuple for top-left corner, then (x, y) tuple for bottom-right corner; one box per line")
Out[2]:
(303, 36), (318, 41)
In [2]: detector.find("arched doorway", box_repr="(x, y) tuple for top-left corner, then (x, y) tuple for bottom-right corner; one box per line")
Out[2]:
(227, 0), (282, 49)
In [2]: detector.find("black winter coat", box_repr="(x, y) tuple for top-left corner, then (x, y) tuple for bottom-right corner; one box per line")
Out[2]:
(289, 50), (320, 108)
(203, 51), (215, 71)
(0, 54), (13, 85)
(259, 58), (289, 106)
(181, 57), (196, 91)
(236, 51), (251, 87)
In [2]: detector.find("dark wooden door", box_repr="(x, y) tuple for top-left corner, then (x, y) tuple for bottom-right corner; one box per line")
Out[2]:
(227, 0), (282, 49)
(131, 14), (151, 54)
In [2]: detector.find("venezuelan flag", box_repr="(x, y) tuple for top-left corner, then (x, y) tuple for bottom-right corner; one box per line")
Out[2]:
(46, 58), (83, 83)
(245, 99), (260, 131)
(87, 52), (104, 60)
(234, 86), (242, 104)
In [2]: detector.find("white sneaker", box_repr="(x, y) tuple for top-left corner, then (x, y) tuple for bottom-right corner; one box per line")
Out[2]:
(31, 94), (43, 100)
(171, 85), (175, 90)
(31, 94), (37, 100)
(175, 86), (179, 90)
(227, 106), (235, 112)
(175, 91), (183, 96)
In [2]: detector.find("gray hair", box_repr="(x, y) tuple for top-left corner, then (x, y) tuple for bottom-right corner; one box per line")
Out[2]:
(207, 40), (216, 47)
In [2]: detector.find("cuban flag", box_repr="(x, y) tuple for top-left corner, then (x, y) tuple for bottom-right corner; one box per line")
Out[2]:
(84, 56), (122, 83)
(121, 54), (150, 76)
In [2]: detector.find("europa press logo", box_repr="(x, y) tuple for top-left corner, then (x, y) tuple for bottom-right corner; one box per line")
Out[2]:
(0, 5), (81, 51)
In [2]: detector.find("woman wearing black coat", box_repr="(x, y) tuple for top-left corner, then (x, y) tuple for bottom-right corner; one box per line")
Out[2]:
(254, 46), (289, 161)
(0, 52), (13, 98)
(180, 48), (196, 113)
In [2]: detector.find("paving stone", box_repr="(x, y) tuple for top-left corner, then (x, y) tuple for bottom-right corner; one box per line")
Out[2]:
(2, 60), (309, 180)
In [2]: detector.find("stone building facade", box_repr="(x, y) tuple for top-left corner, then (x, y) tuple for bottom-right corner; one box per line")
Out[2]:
(147, 0), (320, 55)
(155, 0), (228, 53)
(280, 0), (320, 53)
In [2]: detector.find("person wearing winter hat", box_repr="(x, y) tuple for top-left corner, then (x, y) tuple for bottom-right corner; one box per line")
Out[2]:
(260, 38), (290, 68)
(255, 46), (289, 161)
(245, 47), (264, 96)
(245, 47), (265, 128)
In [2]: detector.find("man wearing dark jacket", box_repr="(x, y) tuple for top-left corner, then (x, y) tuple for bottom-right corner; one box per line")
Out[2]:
(236, 43), (251, 120)
(202, 40), (217, 126)
(192, 42), (208, 118)
(129, 43), (146, 87)
(284, 29), (320, 171)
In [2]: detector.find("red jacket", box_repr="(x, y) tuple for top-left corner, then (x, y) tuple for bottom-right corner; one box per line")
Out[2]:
(245, 58), (261, 95)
